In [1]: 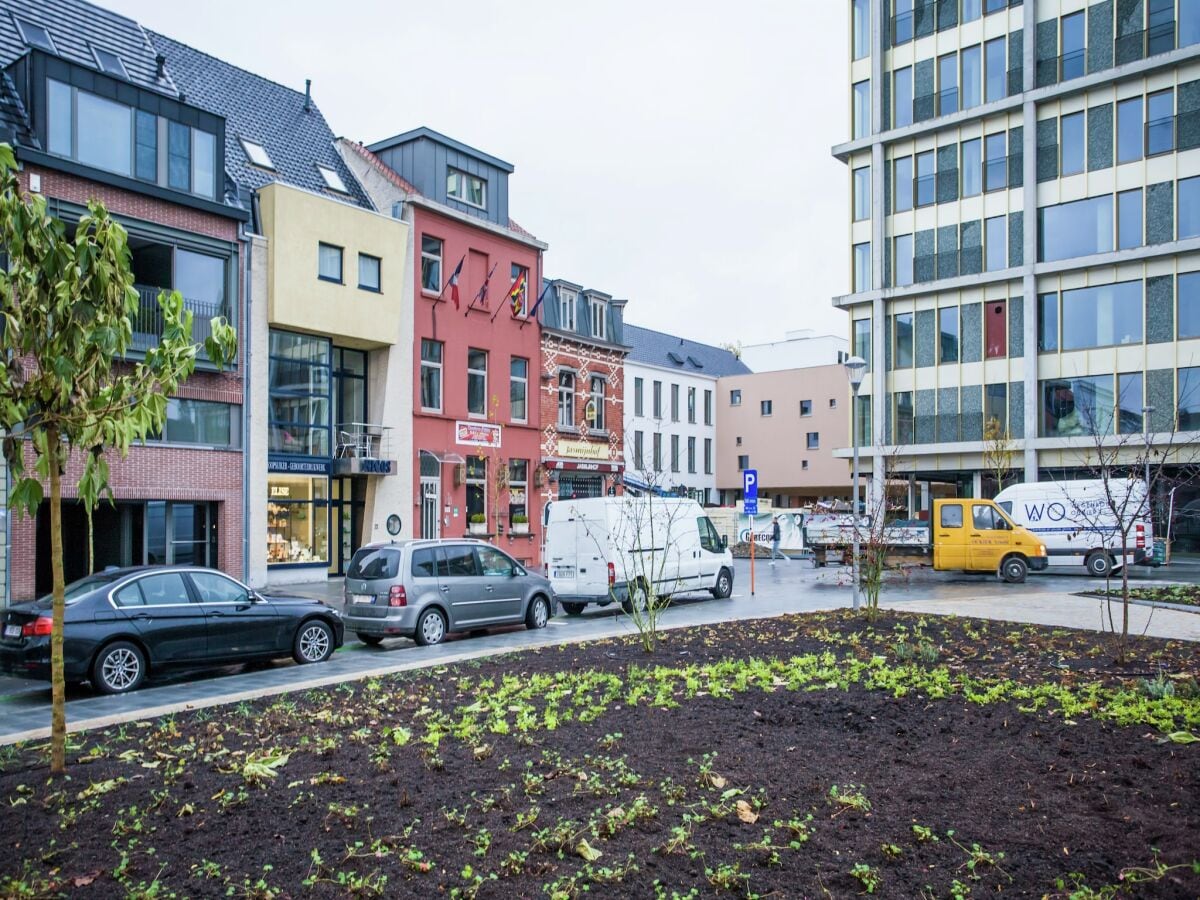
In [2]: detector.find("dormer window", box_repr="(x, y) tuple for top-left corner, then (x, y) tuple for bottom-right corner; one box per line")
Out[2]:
(447, 168), (486, 208)
(14, 18), (56, 53)
(558, 289), (577, 331)
(317, 164), (348, 193)
(91, 46), (128, 78)
(241, 138), (274, 170)
(589, 297), (608, 341)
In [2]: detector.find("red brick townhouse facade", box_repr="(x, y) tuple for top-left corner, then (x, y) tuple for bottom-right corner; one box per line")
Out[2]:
(539, 280), (630, 502)
(0, 3), (248, 598)
(340, 129), (548, 568)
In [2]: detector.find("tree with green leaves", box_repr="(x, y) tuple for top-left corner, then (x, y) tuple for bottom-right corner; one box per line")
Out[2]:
(0, 145), (237, 773)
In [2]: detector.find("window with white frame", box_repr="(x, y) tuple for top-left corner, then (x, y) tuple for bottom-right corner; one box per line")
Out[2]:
(704, 389), (713, 424)
(588, 376), (606, 430)
(557, 371), (576, 428)
(671, 434), (680, 472)
(447, 168), (486, 207)
(687, 436), (696, 474)
(467, 349), (487, 417)
(589, 297), (608, 340)
(510, 357), (528, 422)
(687, 387), (696, 423)
(508, 459), (527, 527)
(558, 289), (577, 330)
(420, 339), (443, 411)
(420, 235), (442, 293)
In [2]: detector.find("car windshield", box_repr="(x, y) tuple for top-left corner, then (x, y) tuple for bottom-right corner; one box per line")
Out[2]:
(38, 573), (121, 606)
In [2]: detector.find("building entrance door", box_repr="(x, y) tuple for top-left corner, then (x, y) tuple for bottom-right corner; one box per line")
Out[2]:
(421, 479), (441, 540)
(329, 477), (364, 576)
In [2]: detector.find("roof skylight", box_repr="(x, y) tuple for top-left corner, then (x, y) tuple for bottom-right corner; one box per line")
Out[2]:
(91, 45), (128, 78)
(14, 18), (56, 54)
(240, 138), (274, 170)
(317, 164), (349, 193)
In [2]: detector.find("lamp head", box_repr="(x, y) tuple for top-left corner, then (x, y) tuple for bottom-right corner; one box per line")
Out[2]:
(844, 355), (867, 389)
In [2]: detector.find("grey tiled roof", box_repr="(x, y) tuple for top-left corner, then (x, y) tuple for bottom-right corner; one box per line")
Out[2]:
(0, 0), (176, 92)
(623, 323), (751, 377)
(148, 31), (372, 211)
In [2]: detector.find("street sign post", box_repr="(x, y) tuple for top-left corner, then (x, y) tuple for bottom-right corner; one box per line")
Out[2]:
(744, 469), (758, 595)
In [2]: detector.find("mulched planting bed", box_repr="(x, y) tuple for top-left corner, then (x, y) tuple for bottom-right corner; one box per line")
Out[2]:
(1, 611), (1198, 898)
(1081, 584), (1200, 608)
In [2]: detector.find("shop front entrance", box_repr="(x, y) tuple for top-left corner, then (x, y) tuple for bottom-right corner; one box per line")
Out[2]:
(329, 477), (365, 576)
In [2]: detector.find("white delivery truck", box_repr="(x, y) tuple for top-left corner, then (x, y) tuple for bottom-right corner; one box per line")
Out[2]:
(993, 479), (1153, 576)
(543, 497), (735, 615)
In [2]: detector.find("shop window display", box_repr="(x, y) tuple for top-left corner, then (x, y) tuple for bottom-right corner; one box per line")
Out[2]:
(267, 475), (329, 564)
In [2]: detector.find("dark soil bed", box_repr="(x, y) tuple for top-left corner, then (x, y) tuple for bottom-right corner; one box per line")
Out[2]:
(1, 611), (1198, 898)
(1081, 583), (1200, 608)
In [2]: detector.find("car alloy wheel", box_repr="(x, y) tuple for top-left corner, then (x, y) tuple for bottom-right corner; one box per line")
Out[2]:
(297, 622), (332, 663)
(101, 647), (141, 692)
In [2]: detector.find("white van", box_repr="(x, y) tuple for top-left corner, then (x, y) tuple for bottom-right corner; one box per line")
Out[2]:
(993, 479), (1152, 576)
(543, 497), (735, 614)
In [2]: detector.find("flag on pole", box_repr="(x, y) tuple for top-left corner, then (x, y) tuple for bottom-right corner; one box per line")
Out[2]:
(508, 270), (528, 316)
(441, 255), (465, 309)
(526, 282), (550, 319)
(465, 262), (498, 316)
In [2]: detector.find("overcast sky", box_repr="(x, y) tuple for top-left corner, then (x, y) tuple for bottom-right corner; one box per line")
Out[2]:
(106, 0), (850, 348)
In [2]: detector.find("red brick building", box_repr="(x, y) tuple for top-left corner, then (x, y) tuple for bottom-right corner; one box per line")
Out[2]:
(0, 10), (247, 598)
(539, 280), (630, 502)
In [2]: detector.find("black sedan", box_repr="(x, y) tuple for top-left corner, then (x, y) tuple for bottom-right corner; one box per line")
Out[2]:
(0, 566), (343, 694)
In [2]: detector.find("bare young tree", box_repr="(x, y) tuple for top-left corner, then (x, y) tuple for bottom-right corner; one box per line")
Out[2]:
(982, 415), (1017, 498)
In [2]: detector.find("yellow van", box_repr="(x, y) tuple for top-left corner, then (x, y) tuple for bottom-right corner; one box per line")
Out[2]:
(932, 498), (1049, 582)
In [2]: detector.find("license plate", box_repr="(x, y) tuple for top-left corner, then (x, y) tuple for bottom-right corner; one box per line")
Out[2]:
(3, 624), (20, 638)
(553, 569), (573, 579)
(351, 594), (375, 604)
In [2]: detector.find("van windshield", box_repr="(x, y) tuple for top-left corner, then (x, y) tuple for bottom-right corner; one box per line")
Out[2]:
(347, 548), (401, 580)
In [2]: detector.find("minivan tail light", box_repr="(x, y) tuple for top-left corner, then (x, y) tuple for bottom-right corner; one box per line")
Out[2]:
(1136, 524), (1146, 548)
(607, 562), (615, 588)
(22, 616), (52, 637)
(388, 585), (407, 607)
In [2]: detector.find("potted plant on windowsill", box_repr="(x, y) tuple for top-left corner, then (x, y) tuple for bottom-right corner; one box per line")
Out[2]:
(511, 514), (529, 535)
(468, 513), (487, 535)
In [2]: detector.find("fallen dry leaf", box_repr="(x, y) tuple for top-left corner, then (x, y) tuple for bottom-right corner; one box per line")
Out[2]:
(735, 800), (759, 824)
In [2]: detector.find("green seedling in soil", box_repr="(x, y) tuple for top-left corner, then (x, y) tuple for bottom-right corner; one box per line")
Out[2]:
(881, 842), (903, 859)
(705, 861), (751, 893)
(773, 814), (814, 845)
(597, 731), (623, 750)
(443, 805), (468, 828)
(469, 826), (493, 858)
(912, 824), (939, 843)
(828, 784), (871, 816)
(500, 849), (528, 876)
(850, 862), (881, 894)
(946, 831), (1009, 881)
(512, 806), (540, 832)
(190, 859), (223, 881)
(658, 822), (697, 856)
(653, 882), (701, 900)
(238, 750), (289, 786)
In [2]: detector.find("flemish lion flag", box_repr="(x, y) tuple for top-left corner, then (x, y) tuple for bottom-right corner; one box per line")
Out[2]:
(508, 270), (528, 316)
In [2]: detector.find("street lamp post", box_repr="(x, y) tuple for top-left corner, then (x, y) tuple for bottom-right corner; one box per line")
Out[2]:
(844, 356), (868, 611)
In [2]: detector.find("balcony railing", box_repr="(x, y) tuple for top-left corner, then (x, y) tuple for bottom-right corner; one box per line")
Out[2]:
(911, 247), (984, 284)
(131, 284), (222, 357)
(1036, 48), (1087, 87)
(335, 423), (394, 461)
(895, 413), (989, 445)
(1115, 21), (1176, 67)
(1144, 110), (1200, 156)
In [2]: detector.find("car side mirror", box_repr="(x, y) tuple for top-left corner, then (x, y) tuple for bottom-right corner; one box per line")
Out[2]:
(720, 535), (729, 550)
(249, 591), (264, 603)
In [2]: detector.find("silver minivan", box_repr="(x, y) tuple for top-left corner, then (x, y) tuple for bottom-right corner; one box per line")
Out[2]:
(341, 539), (555, 646)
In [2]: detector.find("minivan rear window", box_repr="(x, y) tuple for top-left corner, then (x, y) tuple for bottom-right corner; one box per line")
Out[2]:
(347, 548), (401, 580)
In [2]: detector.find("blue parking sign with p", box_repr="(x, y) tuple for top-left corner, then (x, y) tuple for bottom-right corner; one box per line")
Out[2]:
(743, 469), (758, 516)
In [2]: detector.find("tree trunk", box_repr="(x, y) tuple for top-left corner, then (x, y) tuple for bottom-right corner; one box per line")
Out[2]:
(48, 428), (67, 774)
(1119, 538), (1131, 663)
(86, 504), (94, 575)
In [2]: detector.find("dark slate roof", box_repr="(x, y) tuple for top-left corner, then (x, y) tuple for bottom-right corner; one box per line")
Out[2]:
(368, 126), (514, 173)
(0, 0), (176, 93)
(148, 31), (372, 211)
(623, 323), (751, 377)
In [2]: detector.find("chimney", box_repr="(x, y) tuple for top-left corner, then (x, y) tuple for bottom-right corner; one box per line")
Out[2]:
(303, 79), (311, 112)
(155, 54), (166, 80)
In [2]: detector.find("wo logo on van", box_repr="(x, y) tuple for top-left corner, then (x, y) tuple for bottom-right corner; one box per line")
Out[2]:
(1024, 502), (1067, 523)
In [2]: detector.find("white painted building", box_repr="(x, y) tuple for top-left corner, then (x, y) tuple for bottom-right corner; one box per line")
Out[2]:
(739, 329), (850, 372)
(622, 325), (751, 504)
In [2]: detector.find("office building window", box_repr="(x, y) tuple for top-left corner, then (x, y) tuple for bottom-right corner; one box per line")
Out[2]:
(467, 349), (487, 417)
(671, 383), (680, 421)
(420, 339), (442, 411)
(654, 433), (663, 471)
(634, 377), (644, 417)
(1180, 367), (1200, 430)
(985, 215), (1006, 271)
(1179, 272), (1200, 339)
(984, 37), (1006, 103)
(761, 400), (773, 416)
(420, 236), (442, 292)
(895, 391), (915, 443)
(357, 254), (381, 291)
(915, 151), (935, 207)
(895, 311), (914, 367)
(510, 357), (528, 422)
(670, 434), (680, 472)
(1061, 11), (1086, 80)
(894, 67), (913, 128)
(318, 243), (343, 282)
(688, 436), (697, 474)
(1038, 292), (1059, 352)
(1117, 97), (1143, 163)
(557, 371), (576, 428)
(1118, 189), (1143, 250)
(800, 399), (812, 416)
(1038, 195), (1113, 261)
(268, 331), (331, 457)
(855, 394), (872, 448)
(1040, 375), (1117, 436)
(737, 454), (750, 471)
(985, 383), (1007, 432)
(806, 432), (819, 450)
(634, 430), (644, 469)
(1180, 176), (1200, 238)
(704, 438), (713, 474)
(854, 242), (872, 292)
(730, 388), (741, 407)
(894, 155), (913, 212)
(153, 398), (240, 447)
(1118, 373), (1144, 435)
(1061, 111), (1085, 176)
(1184, 0), (1200, 47)
(853, 80), (871, 139)
(895, 234), (914, 287)
(962, 0), (981, 22)
(894, 0), (914, 44)
(961, 44), (981, 110)
(704, 389), (713, 425)
(853, 166), (871, 221)
(985, 132), (1006, 192)
(853, 0), (871, 59)
(939, 52), (959, 115)
(589, 376), (606, 430)
(1147, 89), (1175, 156)
(962, 137), (982, 197)
(853, 318), (871, 368)
(687, 386), (697, 423)
(1050, 280), (1143, 350)
(653, 381), (664, 417)
(939, 306), (959, 363)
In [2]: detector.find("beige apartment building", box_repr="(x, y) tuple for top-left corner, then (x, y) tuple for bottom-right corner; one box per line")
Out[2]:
(715, 364), (852, 508)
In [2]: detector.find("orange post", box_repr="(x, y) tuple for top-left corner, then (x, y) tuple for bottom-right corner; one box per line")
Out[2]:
(750, 531), (755, 596)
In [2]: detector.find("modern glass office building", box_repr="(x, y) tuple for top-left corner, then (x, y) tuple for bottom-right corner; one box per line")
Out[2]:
(834, 0), (1200, 544)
